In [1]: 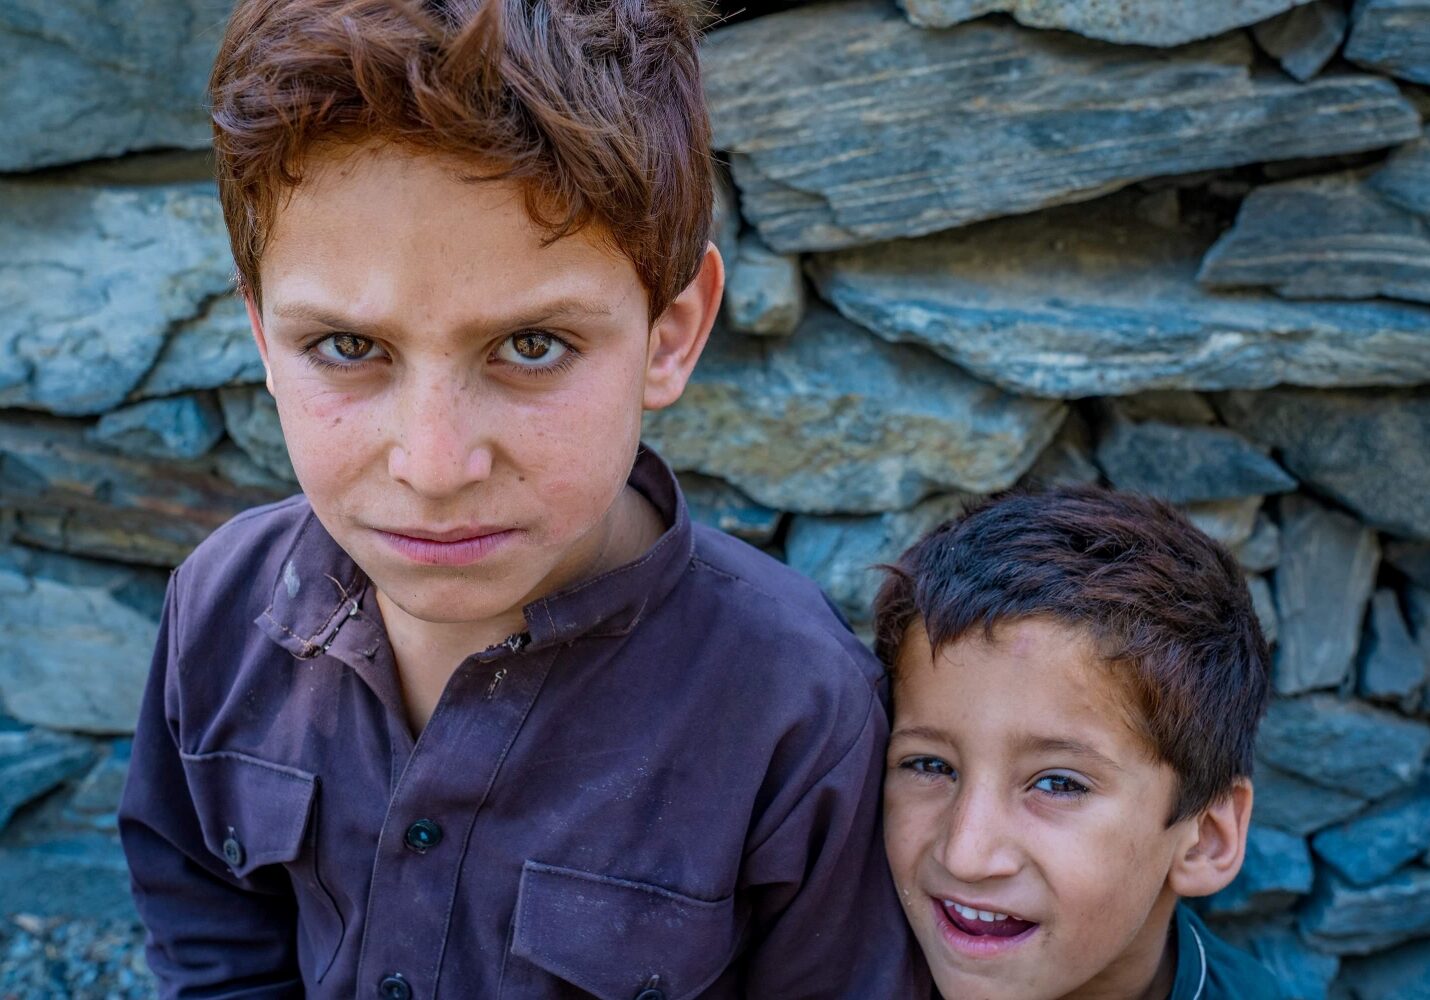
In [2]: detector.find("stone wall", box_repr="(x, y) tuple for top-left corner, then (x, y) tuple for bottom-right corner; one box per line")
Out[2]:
(2, 0), (1430, 996)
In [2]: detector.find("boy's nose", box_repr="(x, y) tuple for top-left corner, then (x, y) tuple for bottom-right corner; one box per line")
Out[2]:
(936, 785), (1022, 884)
(387, 378), (495, 498)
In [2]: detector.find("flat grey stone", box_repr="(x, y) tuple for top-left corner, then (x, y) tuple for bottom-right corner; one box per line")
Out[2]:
(1385, 540), (1430, 589)
(1237, 513), (1283, 573)
(1018, 424), (1101, 489)
(678, 473), (782, 546)
(1202, 823), (1314, 916)
(705, 2), (1419, 252)
(217, 386), (297, 484)
(1253, 760), (1369, 835)
(1218, 388), (1430, 541)
(0, 729), (94, 831)
(1243, 927), (1340, 1000)
(1357, 589), (1426, 707)
(1095, 420), (1294, 503)
(812, 195), (1430, 398)
(0, 411), (291, 568)
(1407, 588), (1430, 716)
(62, 741), (130, 833)
(726, 234), (804, 337)
(0, 0), (230, 171)
(1249, 574), (1280, 647)
(1257, 694), (1430, 802)
(1313, 777), (1430, 887)
(88, 394), (225, 461)
(1371, 128), (1430, 219)
(1198, 170), (1430, 304)
(1339, 938), (1430, 1000)
(131, 294), (265, 400)
(1346, 0), (1430, 84)
(785, 494), (975, 626)
(1253, 1), (1350, 81)
(900, 0), (1317, 45)
(643, 310), (1065, 513)
(1185, 497), (1264, 550)
(1299, 866), (1430, 955)
(0, 180), (235, 415)
(0, 835), (134, 921)
(1272, 496), (1380, 694)
(0, 545), (164, 734)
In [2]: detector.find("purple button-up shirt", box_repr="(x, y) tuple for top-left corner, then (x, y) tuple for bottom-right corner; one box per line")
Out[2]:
(119, 447), (925, 999)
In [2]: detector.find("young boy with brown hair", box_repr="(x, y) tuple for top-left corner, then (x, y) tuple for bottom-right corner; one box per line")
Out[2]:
(117, 1), (923, 996)
(874, 488), (1281, 1000)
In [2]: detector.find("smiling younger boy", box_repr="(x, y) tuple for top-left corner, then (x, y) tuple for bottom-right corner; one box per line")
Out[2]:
(117, 2), (923, 997)
(874, 489), (1282, 1000)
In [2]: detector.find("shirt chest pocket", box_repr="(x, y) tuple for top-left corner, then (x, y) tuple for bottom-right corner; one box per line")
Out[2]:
(180, 750), (346, 983)
(500, 861), (740, 1000)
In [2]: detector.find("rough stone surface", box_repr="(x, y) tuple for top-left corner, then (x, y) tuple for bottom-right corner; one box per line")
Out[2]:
(0, 0), (231, 171)
(1018, 414), (1100, 488)
(1358, 589), (1426, 707)
(1371, 128), (1430, 219)
(1094, 420), (1293, 503)
(131, 295), (265, 400)
(0, 412), (290, 567)
(1300, 867), (1430, 955)
(0, 180), (235, 415)
(63, 742), (130, 834)
(1253, 1), (1350, 81)
(1110, 391), (1217, 426)
(87, 394), (225, 461)
(1313, 777), (1430, 887)
(217, 386), (297, 484)
(1386, 540), (1430, 589)
(726, 235), (804, 336)
(1249, 574), (1280, 647)
(642, 311), (1065, 513)
(0, 836), (135, 922)
(1198, 171), (1430, 304)
(785, 494), (974, 626)
(1254, 761), (1370, 835)
(1202, 824), (1314, 916)
(0, 729), (93, 832)
(900, 0), (1317, 45)
(1272, 496), (1380, 694)
(706, 3), (1419, 252)
(1218, 388), (1430, 541)
(678, 473), (783, 546)
(1244, 926), (1341, 1000)
(1185, 496), (1263, 550)
(812, 196), (1430, 398)
(1257, 694), (1430, 802)
(1346, 0), (1430, 84)
(1237, 513), (1282, 573)
(0, 545), (165, 734)
(1340, 938), (1430, 1000)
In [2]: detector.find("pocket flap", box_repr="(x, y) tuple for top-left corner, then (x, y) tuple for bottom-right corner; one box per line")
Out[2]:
(512, 861), (737, 1000)
(180, 750), (317, 879)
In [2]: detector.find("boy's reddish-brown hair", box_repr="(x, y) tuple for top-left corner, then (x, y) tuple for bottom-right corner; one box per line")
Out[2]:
(209, 0), (713, 318)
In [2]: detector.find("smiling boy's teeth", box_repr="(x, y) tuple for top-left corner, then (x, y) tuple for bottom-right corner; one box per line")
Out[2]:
(947, 901), (1010, 922)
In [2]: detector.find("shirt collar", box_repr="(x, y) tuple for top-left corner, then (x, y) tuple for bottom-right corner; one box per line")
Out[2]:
(256, 445), (693, 661)
(1169, 904), (1209, 1000)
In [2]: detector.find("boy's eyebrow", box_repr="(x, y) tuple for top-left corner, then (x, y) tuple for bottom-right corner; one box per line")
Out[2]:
(1012, 735), (1125, 772)
(889, 724), (957, 747)
(270, 296), (616, 332)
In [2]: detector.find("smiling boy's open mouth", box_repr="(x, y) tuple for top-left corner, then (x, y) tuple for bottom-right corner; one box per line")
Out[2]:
(940, 899), (1039, 940)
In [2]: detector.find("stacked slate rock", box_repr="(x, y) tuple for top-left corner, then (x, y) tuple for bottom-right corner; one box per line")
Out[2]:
(2, 0), (1430, 994)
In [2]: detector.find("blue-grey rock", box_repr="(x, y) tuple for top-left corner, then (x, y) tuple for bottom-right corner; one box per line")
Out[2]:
(1238, 514), (1283, 574)
(1313, 777), (1430, 887)
(1299, 866), (1430, 955)
(1406, 588), (1430, 715)
(0, 0), (231, 171)
(900, 0), (1317, 45)
(1186, 497), (1264, 550)
(1371, 128), (1430, 219)
(1386, 541), (1430, 589)
(1340, 938), (1430, 1000)
(1258, 694), (1430, 802)
(0, 545), (165, 734)
(1254, 760), (1369, 835)
(1253, 2), (1350, 81)
(63, 740), (130, 833)
(811, 195), (1430, 398)
(88, 394), (225, 461)
(0, 180), (235, 415)
(1272, 496), (1380, 695)
(1095, 420), (1294, 504)
(131, 294), (265, 400)
(785, 493), (975, 626)
(726, 235), (804, 337)
(643, 311), (1065, 514)
(1249, 575), (1280, 647)
(706, 2), (1419, 253)
(712, 169), (740, 278)
(678, 473), (783, 546)
(1346, 0), (1430, 84)
(217, 386), (297, 484)
(1018, 413), (1100, 489)
(1245, 927), (1341, 1000)
(0, 728), (94, 831)
(1218, 388), (1430, 541)
(1203, 824), (1314, 916)
(1198, 170), (1430, 304)
(1112, 391), (1218, 426)
(1357, 589), (1427, 707)
(0, 835), (134, 921)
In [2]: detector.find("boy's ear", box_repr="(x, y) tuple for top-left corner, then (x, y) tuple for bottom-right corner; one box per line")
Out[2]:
(1168, 778), (1254, 898)
(243, 290), (276, 396)
(643, 241), (724, 411)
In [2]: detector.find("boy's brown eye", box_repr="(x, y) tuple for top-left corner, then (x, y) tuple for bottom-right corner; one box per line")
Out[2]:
(332, 334), (373, 359)
(513, 332), (552, 359)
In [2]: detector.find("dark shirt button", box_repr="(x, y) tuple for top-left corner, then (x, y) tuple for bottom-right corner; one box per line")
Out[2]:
(633, 990), (665, 1000)
(377, 973), (412, 1000)
(404, 819), (443, 853)
(221, 836), (245, 868)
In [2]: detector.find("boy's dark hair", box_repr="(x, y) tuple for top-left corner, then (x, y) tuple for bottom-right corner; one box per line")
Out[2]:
(873, 486), (1271, 824)
(210, 0), (712, 318)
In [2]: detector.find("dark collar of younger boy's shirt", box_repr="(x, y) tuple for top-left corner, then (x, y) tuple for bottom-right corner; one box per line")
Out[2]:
(254, 445), (695, 667)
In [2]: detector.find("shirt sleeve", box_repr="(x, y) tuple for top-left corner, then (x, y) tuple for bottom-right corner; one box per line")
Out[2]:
(738, 685), (931, 998)
(117, 568), (305, 1000)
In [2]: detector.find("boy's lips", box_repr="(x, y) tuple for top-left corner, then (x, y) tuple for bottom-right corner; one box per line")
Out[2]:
(373, 526), (521, 566)
(931, 896), (1039, 958)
